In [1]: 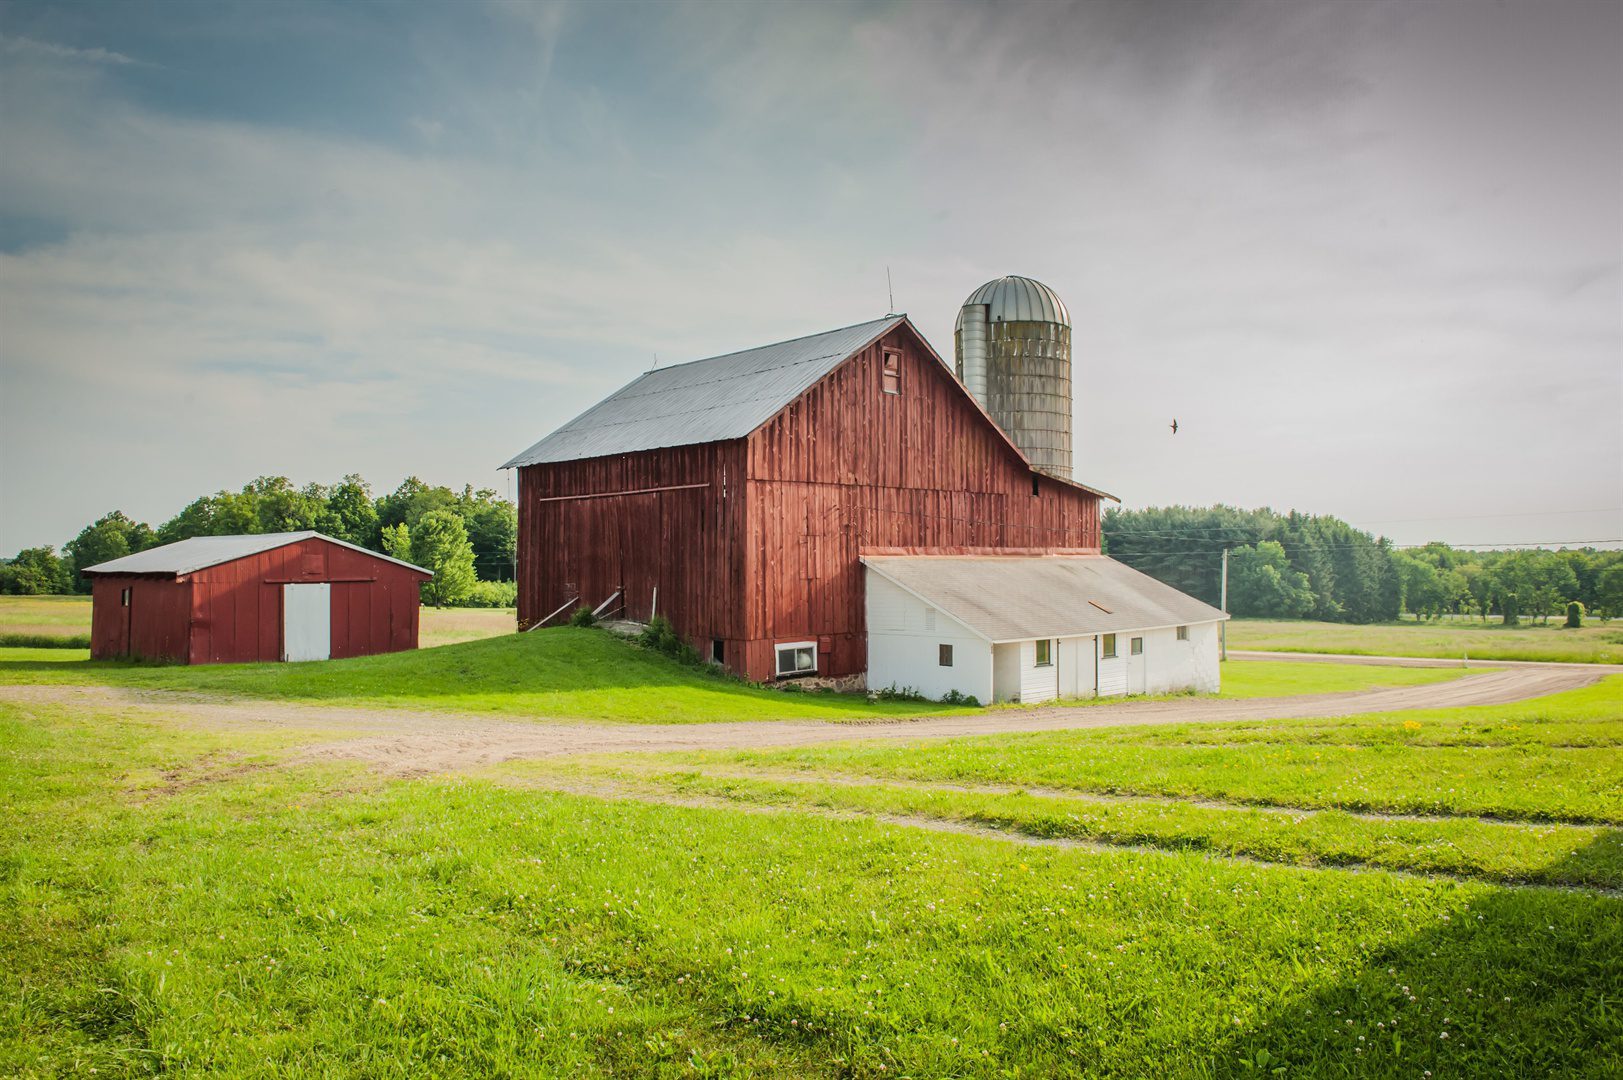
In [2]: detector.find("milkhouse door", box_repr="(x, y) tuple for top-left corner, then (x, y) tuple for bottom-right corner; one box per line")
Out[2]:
(282, 583), (331, 662)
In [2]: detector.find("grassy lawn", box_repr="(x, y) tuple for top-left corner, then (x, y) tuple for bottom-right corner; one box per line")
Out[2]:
(0, 594), (514, 649)
(1229, 617), (1623, 664)
(0, 630), (963, 724)
(607, 677), (1623, 826)
(1216, 659), (1468, 697)
(2, 695), (1617, 1078)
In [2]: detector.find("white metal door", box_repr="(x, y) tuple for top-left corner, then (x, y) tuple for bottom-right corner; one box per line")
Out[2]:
(282, 583), (331, 662)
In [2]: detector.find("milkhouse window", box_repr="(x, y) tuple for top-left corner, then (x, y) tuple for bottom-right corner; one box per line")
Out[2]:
(1101, 633), (1117, 659)
(881, 349), (901, 394)
(1176, 625), (1189, 641)
(1034, 639), (1053, 667)
(1131, 636), (1144, 656)
(776, 640), (817, 677)
(939, 644), (954, 667)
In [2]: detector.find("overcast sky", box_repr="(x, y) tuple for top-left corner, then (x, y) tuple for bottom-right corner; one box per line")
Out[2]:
(2, 0), (1619, 553)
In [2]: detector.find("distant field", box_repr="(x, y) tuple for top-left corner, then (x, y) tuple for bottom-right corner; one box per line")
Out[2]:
(1229, 617), (1623, 664)
(0, 594), (513, 648)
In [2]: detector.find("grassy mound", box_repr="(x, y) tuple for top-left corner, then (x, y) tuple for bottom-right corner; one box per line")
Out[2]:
(0, 628), (960, 724)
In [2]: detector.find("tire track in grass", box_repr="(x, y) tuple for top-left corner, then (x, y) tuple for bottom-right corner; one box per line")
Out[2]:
(495, 765), (1623, 893)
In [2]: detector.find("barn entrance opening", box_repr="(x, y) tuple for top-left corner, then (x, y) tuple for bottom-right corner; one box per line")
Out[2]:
(282, 583), (332, 662)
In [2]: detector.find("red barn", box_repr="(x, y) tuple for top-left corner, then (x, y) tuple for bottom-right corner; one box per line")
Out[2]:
(83, 531), (431, 664)
(503, 315), (1118, 683)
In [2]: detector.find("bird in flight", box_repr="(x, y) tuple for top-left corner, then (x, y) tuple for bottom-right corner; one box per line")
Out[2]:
(1170, 419), (1179, 435)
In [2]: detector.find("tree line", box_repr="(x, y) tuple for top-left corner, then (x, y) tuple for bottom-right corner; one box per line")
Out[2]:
(1103, 506), (1622, 624)
(0, 475), (518, 608)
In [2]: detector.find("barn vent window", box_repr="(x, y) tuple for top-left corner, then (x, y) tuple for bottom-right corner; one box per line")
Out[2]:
(881, 350), (901, 395)
(1034, 639), (1053, 667)
(775, 640), (817, 677)
(939, 643), (953, 667)
(1032, 476), (1040, 497)
(1131, 636), (1144, 656)
(1101, 633), (1117, 659)
(1176, 625), (1188, 641)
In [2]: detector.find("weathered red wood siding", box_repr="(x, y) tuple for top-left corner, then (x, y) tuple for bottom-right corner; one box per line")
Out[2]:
(88, 537), (426, 665)
(89, 576), (192, 661)
(740, 323), (1100, 680)
(516, 441), (747, 655)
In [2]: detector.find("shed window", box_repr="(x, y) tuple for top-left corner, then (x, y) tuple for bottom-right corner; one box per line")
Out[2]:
(1034, 639), (1053, 667)
(775, 641), (817, 677)
(881, 350), (901, 395)
(1101, 633), (1117, 659)
(939, 643), (954, 667)
(1131, 636), (1144, 656)
(1176, 625), (1188, 641)
(121, 587), (131, 607)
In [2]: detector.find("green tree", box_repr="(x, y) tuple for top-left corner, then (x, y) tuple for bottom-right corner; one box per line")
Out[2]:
(456, 485), (517, 582)
(380, 523), (413, 563)
(316, 474), (380, 548)
(409, 510), (475, 607)
(377, 476), (457, 530)
(1227, 541), (1315, 618)
(65, 512), (155, 592)
(248, 476), (324, 533)
(1, 546), (73, 594)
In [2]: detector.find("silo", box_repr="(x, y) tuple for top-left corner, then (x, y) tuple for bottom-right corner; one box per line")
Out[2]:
(953, 275), (1073, 480)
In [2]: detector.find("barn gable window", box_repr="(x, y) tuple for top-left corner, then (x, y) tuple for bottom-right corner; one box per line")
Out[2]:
(881, 349), (901, 395)
(1034, 639), (1053, 667)
(1101, 633), (1117, 659)
(775, 640), (817, 677)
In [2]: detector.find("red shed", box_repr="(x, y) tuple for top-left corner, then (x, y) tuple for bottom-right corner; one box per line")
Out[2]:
(503, 315), (1117, 683)
(82, 532), (432, 664)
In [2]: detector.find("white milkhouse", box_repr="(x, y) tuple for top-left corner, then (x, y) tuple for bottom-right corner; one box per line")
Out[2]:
(863, 555), (1227, 704)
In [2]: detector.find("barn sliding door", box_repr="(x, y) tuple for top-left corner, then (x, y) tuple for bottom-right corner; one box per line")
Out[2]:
(282, 583), (331, 662)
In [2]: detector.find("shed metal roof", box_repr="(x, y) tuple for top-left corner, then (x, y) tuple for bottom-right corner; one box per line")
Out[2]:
(862, 554), (1226, 643)
(502, 316), (905, 468)
(82, 531), (432, 578)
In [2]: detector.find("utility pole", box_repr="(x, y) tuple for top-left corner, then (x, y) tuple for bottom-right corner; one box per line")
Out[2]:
(1219, 547), (1229, 662)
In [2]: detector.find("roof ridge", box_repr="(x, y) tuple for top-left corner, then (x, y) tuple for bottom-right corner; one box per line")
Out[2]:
(645, 314), (902, 375)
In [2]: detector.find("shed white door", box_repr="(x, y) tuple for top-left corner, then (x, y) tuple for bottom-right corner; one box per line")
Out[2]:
(282, 583), (331, 662)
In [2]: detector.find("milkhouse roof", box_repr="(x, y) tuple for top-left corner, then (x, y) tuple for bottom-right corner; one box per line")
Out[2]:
(82, 531), (432, 578)
(862, 554), (1227, 643)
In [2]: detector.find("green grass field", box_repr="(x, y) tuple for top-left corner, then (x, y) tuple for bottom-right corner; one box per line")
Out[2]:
(1229, 617), (1623, 663)
(2, 677), (1618, 1078)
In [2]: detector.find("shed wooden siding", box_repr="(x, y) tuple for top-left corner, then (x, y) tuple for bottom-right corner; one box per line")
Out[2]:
(516, 441), (747, 650)
(88, 537), (425, 664)
(739, 323), (1099, 679)
(514, 321), (1101, 683)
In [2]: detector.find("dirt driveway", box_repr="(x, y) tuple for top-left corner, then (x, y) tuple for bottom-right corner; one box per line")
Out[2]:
(3, 656), (1612, 777)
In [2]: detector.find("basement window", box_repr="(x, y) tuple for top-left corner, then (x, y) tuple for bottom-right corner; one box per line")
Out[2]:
(1034, 639), (1053, 667)
(939, 643), (954, 667)
(775, 640), (817, 677)
(1131, 636), (1144, 656)
(1176, 625), (1188, 641)
(1101, 633), (1117, 659)
(881, 349), (901, 395)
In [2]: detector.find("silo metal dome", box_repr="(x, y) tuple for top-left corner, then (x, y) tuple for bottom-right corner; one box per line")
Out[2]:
(953, 275), (1074, 480)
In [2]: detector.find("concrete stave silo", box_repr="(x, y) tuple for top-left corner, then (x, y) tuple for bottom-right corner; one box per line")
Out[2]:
(953, 275), (1073, 480)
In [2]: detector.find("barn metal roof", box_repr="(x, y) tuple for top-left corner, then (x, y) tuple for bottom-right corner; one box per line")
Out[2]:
(82, 531), (431, 577)
(502, 315), (906, 468)
(954, 275), (1070, 330)
(862, 554), (1225, 643)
